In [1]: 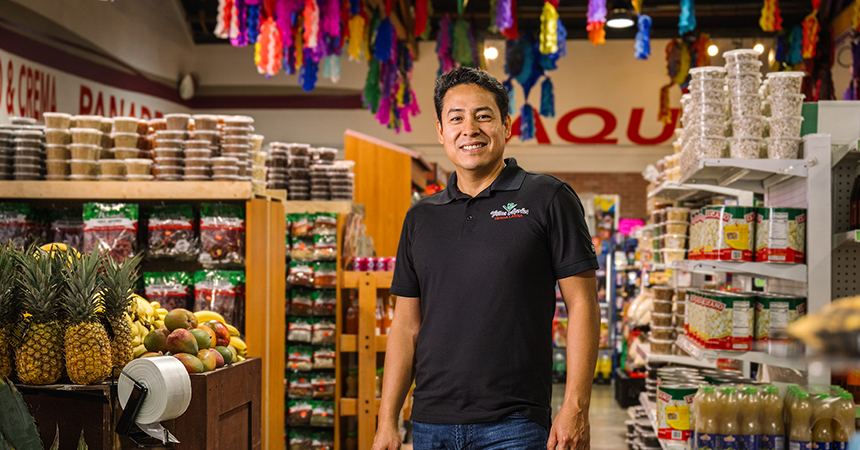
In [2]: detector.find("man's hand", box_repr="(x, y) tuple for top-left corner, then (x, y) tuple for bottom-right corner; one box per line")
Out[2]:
(371, 424), (401, 450)
(547, 405), (590, 450)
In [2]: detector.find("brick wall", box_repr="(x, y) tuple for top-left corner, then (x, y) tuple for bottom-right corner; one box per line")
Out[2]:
(546, 172), (649, 221)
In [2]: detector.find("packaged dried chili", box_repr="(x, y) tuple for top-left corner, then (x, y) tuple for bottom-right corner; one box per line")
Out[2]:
(313, 234), (337, 261)
(289, 372), (313, 398)
(50, 207), (83, 251)
(199, 203), (245, 267)
(193, 270), (245, 326)
(148, 205), (197, 260)
(312, 346), (335, 369)
(310, 401), (335, 427)
(312, 213), (337, 236)
(291, 236), (315, 260)
(312, 318), (336, 345)
(83, 203), (139, 262)
(312, 290), (336, 316)
(288, 317), (314, 343)
(288, 261), (314, 287)
(312, 262), (337, 288)
(0, 203), (31, 248)
(291, 288), (315, 317)
(288, 345), (314, 372)
(288, 399), (313, 426)
(311, 372), (336, 400)
(290, 213), (311, 237)
(144, 272), (192, 311)
(311, 430), (334, 449)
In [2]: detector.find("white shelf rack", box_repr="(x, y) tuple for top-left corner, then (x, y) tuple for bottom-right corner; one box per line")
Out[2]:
(648, 181), (755, 205)
(639, 393), (687, 450)
(636, 342), (718, 369)
(671, 260), (808, 283)
(674, 335), (807, 371)
(679, 157), (809, 193)
(832, 230), (860, 250)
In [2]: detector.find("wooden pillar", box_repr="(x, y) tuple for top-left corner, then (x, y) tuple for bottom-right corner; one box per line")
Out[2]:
(357, 272), (379, 450)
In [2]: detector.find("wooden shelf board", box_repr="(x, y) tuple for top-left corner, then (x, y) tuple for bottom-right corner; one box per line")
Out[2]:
(282, 200), (365, 216)
(339, 398), (382, 416)
(340, 334), (389, 352)
(341, 271), (394, 289)
(0, 181), (254, 200)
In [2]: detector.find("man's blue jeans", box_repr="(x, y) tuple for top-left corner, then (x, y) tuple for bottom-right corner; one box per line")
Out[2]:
(412, 413), (549, 449)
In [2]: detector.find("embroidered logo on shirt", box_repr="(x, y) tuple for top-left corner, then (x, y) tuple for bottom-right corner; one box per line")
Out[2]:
(490, 203), (530, 220)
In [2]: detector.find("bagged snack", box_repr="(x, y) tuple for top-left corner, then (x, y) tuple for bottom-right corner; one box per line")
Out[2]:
(313, 262), (336, 287)
(50, 207), (83, 250)
(288, 399), (313, 426)
(313, 234), (337, 261)
(289, 429), (312, 450)
(148, 205), (197, 260)
(289, 372), (312, 398)
(83, 203), (139, 261)
(193, 270), (245, 326)
(312, 345), (335, 369)
(199, 203), (245, 266)
(288, 345), (314, 371)
(144, 272), (193, 311)
(288, 261), (314, 287)
(0, 203), (30, 248)
(290, 213), (311, 237)
(311, 372), (336, 400)
(288, 317), (314, 343)
(313, 290), (337, 316)
(311, 431), (334, 450)
(310, 401), (335, 427)
(312, 318), (336, 345)
(291, 236), (315, 260)
(291, 288), (314, 317)
(312, 213), (337, 235)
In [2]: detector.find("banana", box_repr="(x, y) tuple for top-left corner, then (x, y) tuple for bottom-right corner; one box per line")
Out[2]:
(194, 310), (226, 324)
(229, 337), (247, 356)
(136, 322), (149, 338)
(133, 344), (147, 358)
(153, 320), (164, 329)
(132, 335), (141, 347)
(235, 355), (245, 362)
(150, 301), (161, 310)
(225, 324), (240, 337)
(156, 308), (168, 317)
(135, 295), (155, 319)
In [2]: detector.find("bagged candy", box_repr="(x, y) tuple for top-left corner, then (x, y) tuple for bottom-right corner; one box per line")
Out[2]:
(144, 272), (193, 311)
(0, 203), (30, 248)
(199, 203), (245, 267)
(148, 205), (196, 260)
(312, 318), (336, 345)
(193, 270), (245, 327)
(83, 203), (138, 262)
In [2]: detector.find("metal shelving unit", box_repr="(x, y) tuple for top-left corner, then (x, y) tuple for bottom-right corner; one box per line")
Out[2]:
(670, 260), (808, 283)
(648, 181), (754, 205)
(674, 335), (806, 371)
(635, 341), (717, 369)
(639, 393), (685, 450)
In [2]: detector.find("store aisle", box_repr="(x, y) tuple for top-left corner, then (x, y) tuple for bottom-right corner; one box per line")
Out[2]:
(552, 383), (628, 450)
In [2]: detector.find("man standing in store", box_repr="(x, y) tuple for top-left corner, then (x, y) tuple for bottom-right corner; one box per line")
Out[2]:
(372, 67), (600, 450)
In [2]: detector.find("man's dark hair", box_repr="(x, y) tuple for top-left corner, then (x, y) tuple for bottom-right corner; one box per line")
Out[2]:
(434, 67), (510, 123)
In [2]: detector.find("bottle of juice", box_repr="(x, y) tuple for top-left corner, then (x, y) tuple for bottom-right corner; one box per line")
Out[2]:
(720, 387), (742, 449)
(833, 392), (855, 450)
(789, 391), (812, 449)
(761, 386), (785, 450)
(696, 386), (720, 450)
(741, 387), (762, 450)
(784, 386), (797, 432)
(812, 394), (834, 449)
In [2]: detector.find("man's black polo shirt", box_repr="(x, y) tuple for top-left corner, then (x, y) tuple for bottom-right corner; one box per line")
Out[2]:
(390, 157), (599, 429)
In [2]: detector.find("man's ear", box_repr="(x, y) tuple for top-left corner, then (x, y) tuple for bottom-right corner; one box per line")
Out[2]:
(436, 120), (444, 145)
(504, 114), (512, 139)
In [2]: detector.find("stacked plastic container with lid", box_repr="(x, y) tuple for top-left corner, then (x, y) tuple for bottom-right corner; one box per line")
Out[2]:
(219, 115), (254, 181)
(724, 49), (766, 159)
(680, 67), (727, 179)
(288, 144), (311, 200)
(153, 114), (189, 181)
(764, 72), (805, 159)
(267, 142), (293, 190)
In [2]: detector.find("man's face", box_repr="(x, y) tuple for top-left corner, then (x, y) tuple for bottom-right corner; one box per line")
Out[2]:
(436, 84), (512, 174)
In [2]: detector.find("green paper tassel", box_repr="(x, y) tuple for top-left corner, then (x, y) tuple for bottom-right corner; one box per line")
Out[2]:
(453, 19), (472, 66)
(363, 59), (381, 114)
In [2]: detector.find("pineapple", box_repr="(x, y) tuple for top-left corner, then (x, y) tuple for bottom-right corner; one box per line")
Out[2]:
(15, 248), (65, 385)
(61, 250), (112, 384)
(100, 253), (143, 371)
(0, 243), (19, 377)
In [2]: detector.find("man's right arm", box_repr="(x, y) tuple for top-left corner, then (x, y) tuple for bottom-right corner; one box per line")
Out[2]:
(372, 296), (422, 450)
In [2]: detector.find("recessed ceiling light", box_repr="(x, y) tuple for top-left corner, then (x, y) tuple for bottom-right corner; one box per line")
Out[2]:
(707, 45), (719, 57)
(754, 43), (765, 54)
(484, 47), (499, 60)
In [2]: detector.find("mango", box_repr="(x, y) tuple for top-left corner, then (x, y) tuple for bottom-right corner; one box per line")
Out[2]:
(197, 350), (217, 372)
(166, 329), (199, 355)
(174, 353), (204, 374)
(143, 328), (169, 353)
(140, 352), (163, 358)
(214, 346), (233, 365)
(208, 348), (225, 368)
(164, 308), (198, 331)
(197, 324), (217, 349)
(189, 328), (211, 350)
(206, 321), (231, 347)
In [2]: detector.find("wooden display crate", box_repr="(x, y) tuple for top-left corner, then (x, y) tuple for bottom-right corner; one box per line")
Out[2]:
(18, 358), (261, 450)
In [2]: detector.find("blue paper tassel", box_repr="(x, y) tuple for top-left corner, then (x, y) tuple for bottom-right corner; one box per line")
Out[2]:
(540, 78), (554, 118)
(787, 25), (804, 66)
(556, 19), (567, 57)
(679, 0), (696, 35)
(634, 15), (651, 60)
(247, 5), (261, 44)
(349, 0), (360, 16)
(503, 78), (516, 116)
(375, 19), (395, 63)
(299, 55), (319, 92)
(520, 104), (535, 141)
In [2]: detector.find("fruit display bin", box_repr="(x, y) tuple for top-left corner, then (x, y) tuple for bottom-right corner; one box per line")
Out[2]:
(18, 357), (262, 450)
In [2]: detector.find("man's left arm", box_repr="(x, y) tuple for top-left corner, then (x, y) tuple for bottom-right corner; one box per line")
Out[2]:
(547, 269), (600, 450)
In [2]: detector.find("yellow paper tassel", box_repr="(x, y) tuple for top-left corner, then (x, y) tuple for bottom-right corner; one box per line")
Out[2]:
(540, 2), (559, 54)
(254, 42), (262, 67)
(348, 15), (366, 60)
(295, 26), (304, 71)
(854, 0), (860, 32)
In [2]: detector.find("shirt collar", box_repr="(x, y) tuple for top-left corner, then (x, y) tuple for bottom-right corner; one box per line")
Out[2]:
(435, 158), (526, 205)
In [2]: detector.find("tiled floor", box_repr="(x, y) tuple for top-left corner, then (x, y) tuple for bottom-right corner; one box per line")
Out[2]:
(402, 383), (629, 449)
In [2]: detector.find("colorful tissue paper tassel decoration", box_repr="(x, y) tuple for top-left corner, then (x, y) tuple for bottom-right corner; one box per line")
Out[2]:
(587, 0), (607, 45)
(437, 15), (456, 75)
(500, 0), (519, 40)
(347, 15), (366, 60)
(520, 104), (535, 141)
(759, 0), (783, 32)
(691, 34), (711, 68)
(540, 78), (555, 118)
(802, 0), (820, 59)
(230, 0), (249, 46)
(304, 0), (321, 50)
(247, 3), (261, 44)
(215, 0), (233, 39)
(634, 15), (652, 60)
(678, 0), (696, 35)
(256, 18), (283, 77)
(504, 27), (563, 140)
(496, 0), (514, 32)
(415, 0), (429, 36)
(540, 2), (559, 54)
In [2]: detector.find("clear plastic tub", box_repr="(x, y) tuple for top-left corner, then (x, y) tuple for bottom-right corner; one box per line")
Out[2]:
(73, 115), (103, 129)
(661, 234), (688, 249)
(183, 175), (211, 181)
(45, 145), (70, 160)
(652, 325), (675, 340)
(70, 144), (100, 160)
(191, 114), (219, 131)
(727, 74), (762, 95)
(224, 115), (254, 127)
(183, 167), (210, 176)
(70, 128), (102, 145)
(13, 155), (41, 165)
(662, 249), (688, 264)
(689, 66), (727, 80)
(126, 174), (154, 181)
(69, 159), (97, 176)
(222, 135), (251, 145)
(190, 130), (219, 143)
(153, 148), (184, 159)
(682, 112), (726, 125)
(164, 113), (191, 131)
(725, 60), (763, 76)
(689, 79), (726, 91)
(112, 132), (139, 148)
(97, 175), (125, 181)
(154, 157), (183, 166)
(766, 137), (802, 159)
(729, 94), (763, 116)
(730, 115), (766, 137)
(695, 136), (726, 158)
(768, 94), (805, 116)
(184, 139), (211, 150)
(113, 147), (140, 160)
(687, 123), (727, 137)
(43, 112), (72, 129)
(223, 126), (251, 136)
(212, 157), (238, 167)
(153, 138), (184, 149)
(723, 49), (760, 63)
(767, 115), (804, 138)
(766, 71), (804, 96)
(45, 160), (70, 176)
(14, 148), (41, 158)
(112, 117), (140, 133)
(212, 174), (240, 181)
(213, 166), (240, 176)
(14, 138), (42, 149)
(728, 137), (763, 159)
(124, 158), (152, 175)
(44, 129), (71, 145)
(688, 101), (727, 115)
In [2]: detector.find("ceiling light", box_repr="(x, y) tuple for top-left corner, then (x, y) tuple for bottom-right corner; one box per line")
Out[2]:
(754, 43), (765, 54)
(484, 46), (499, 60)
(707, 45), (719, 57)
(606, 0), (635, 29)
(768, 49), (775, 64)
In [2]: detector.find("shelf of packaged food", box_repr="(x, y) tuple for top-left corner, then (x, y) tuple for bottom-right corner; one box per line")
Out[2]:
(679, 158), (809, 193)
(339, 397), (382, 416)
(671, 260), (807, 282)
(648, 181), (753, 202)
(833, 230), (860, 250)
(340, 335), (389, 352)
(341, 271), (394, 289)
(0, 180), (256, 200)
(635, 342), (717, 369)
(638, 393), (681, 450)
(675, 335), (807, 370)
